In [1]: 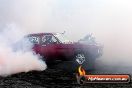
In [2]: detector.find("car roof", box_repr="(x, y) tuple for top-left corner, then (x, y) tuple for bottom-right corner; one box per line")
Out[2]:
(27, 33), (56, 36)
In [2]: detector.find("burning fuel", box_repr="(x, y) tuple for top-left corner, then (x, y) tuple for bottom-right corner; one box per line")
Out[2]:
(0, 24), (47, 76)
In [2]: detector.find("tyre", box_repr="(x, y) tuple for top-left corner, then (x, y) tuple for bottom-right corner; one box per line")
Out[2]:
(72, 52), (95, 72)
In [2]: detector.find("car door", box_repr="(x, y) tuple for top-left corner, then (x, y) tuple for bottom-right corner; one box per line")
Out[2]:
(55, 43), (74, 60)
(52, 34), (74, 60)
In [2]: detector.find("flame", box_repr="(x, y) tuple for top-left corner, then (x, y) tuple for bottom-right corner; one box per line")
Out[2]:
(78, 66), (86, 76)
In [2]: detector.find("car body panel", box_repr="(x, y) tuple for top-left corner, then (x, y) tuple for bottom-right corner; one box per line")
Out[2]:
(26, 33), (102, 62)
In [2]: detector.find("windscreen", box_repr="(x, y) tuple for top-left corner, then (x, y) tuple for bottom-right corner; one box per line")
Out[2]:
(54, 33), (71, 43)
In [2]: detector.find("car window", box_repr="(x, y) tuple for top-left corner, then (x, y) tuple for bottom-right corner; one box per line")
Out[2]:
(42, 35), (58, 44)
(28, 36), (40, 44)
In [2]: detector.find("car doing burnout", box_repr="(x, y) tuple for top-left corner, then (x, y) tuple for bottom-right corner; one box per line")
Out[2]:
(17, 33), (103, 70)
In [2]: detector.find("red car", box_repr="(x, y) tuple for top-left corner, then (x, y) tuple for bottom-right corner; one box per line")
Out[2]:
(16, 33), (103, 70)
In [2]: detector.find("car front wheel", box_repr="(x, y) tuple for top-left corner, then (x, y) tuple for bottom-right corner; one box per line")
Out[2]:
(72, 52), (95, 72)
(75, 53), (86, 65)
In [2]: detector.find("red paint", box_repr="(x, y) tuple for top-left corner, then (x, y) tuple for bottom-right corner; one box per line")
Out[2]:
(28, 33), (102, 62)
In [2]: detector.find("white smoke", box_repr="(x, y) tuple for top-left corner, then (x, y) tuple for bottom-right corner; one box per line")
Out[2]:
(0, 0), (132, 73)
(0, 24), (47, 76)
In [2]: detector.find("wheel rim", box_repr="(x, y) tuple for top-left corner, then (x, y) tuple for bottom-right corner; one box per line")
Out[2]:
(75, 54), (86, 65)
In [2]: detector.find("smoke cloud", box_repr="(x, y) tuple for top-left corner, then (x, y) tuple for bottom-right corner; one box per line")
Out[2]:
(0, 24), (46, 76)
(0, 0), (132, 72)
